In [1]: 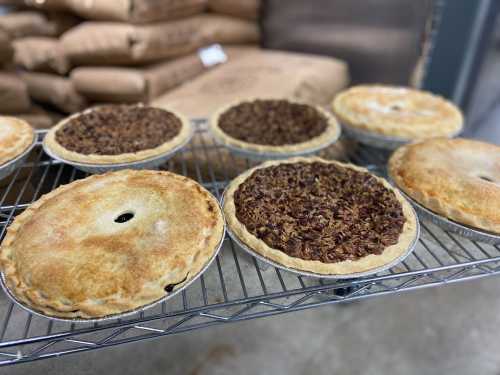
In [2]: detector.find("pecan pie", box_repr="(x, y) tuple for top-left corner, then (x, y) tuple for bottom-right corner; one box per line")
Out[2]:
(224, 157), (418, 275)
(389, 138), (500, 234)
(332, 85), (463, 140)
(0, 170), (225, 319)
(44, 104), (191, 164)
(210, 99), (340, 155)
(0, 116), (35, 167)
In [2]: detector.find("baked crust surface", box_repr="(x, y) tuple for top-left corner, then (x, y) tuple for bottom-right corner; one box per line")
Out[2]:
(0, 117), (35, 166)
(0, 170), (225, 319)
(224, 157), (418, 275)
(389, 138), (500, 234)
(210, 99), (341, 155)
(332, 85), (463, 139)
(44, 106), (192, 165)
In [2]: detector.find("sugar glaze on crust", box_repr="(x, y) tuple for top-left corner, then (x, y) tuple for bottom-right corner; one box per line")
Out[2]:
(0, 117), (35, 166)
(332, 85), (463, 139)
(389, 138), (500, 234)
(44, 105), (192, 165)
(224, 157), (418, 275)
(0, 170), (225, 319)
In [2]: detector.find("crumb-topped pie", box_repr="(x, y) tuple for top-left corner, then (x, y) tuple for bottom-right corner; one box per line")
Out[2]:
(224, 157), (418, 275)
(0, 116), (35, 167)
(0, 170), (225, 319)
(44, 104), (192, 165)
(332, 85), (463, 140)
(210, 99), (341, 156)
(389, 138), (500, 234)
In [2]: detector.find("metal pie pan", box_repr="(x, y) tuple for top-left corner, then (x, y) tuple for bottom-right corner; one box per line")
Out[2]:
(0, 138), (36, 181)
(341, 123), (462, 150)
(0, 205), (226, 323)
(213, 131), (342, 161)
(222, 188), (420, 280)
(399, 190), (500, 245)
(42, 127), (194, 174)
(341, 123), (411, 150)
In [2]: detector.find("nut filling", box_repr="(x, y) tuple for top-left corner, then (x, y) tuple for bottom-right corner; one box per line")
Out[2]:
(218, 100), (328, 146)
(234, 162), (406, 263)
(55, 105), (182, 155)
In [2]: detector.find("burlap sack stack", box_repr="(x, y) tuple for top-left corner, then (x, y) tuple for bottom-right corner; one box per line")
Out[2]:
(0, 9), (76, 128)
(0, 0), (260, 127)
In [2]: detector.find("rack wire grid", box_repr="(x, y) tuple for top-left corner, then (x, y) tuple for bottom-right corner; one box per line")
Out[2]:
(0, 121), (499, 366)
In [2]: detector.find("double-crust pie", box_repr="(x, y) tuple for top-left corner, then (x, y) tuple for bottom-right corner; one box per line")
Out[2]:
(332, 85), (463, 140)
(210, 99), (341, 155)
(0, 116), (35, 166)
(389, 138), (500, 234)
(0, 170), (225, 319)
(224, 157), (418, 275)
(44, 104), (191, 165)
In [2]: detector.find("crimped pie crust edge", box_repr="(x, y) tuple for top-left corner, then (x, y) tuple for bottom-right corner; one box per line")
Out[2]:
(0, 170), (225, 319)
(44, 106), (192, 165)
(0, 116), (35, 166)
(388, 140), (500, 234)
(332, 85), (463, 139)
(224, 157), (418, 275)
(210, 98), (341, 154)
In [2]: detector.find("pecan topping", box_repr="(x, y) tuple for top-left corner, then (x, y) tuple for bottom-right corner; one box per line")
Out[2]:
(56, 105), (181, 155)
(218, 99), (328, 146)
(234, 162), (405, 263)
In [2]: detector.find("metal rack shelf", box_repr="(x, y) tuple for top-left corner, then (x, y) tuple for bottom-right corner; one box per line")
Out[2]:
(1, 122), (499, 366)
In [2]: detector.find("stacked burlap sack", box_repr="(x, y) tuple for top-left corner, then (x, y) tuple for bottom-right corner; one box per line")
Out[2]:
(0, 0), (260, 128)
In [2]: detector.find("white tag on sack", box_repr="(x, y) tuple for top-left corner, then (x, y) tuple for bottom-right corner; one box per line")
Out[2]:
(198, 44), (228, 67)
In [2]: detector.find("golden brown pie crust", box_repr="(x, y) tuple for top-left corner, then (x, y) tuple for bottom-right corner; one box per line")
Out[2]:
(0, 170), (225, 319)
(224, 157), (418, 275)
(44, 105), (192, 165)
(389, 138), (500, 234)
(210, 98), (341, 154)
(0, 116), (35, 166)
(332, 85), (463, 139)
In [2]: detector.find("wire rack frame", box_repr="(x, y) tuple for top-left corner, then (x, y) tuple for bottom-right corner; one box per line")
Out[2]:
(0, 122), (499, 366)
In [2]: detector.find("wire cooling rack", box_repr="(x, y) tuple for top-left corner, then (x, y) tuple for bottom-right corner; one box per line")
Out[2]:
(0, 121), (499, 366)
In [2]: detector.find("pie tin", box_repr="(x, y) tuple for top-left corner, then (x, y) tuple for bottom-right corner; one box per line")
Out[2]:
(42, 126), (194, 174)
(212, 130), (342, 161)
(222, 188), (421, 280)
(0, 204), (226, 323)
(0, 137), (36, 181)
(341, 123), (412, 150)
(398, 190), (500, 245)
(341, 123), (462, 150)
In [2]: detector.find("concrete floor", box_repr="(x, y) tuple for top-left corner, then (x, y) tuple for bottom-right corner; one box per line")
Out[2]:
(4, 276), (500, 375)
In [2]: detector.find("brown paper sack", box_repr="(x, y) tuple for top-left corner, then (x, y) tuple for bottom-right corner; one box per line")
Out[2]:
(0, 72), (31, 113)
(208, 0), (260, 20)
(27, 0), (207, 23)
(66, 0), (207, 23)
(0, 28), (14, 65)
(13, 37), (70, 74)
(153, 47), (349, 119)
(12, 105), (63, 129)
(24, 0), (67, 10)
(0, 11), (79, 38)
(61, 15), (259, 65)
(71, 53), (217, 103)
(20, 72), (87, 114)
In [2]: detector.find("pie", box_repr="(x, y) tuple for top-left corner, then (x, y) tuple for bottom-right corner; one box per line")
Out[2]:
(332, 85), (463, 139)
(0, 116), (35, 166)
(0, 170), (225, 319)
(44, 104), (192, 164)
(210, 99), (341, 155)
(389, 138), (500, 234)
(224, 157), (418, 275)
